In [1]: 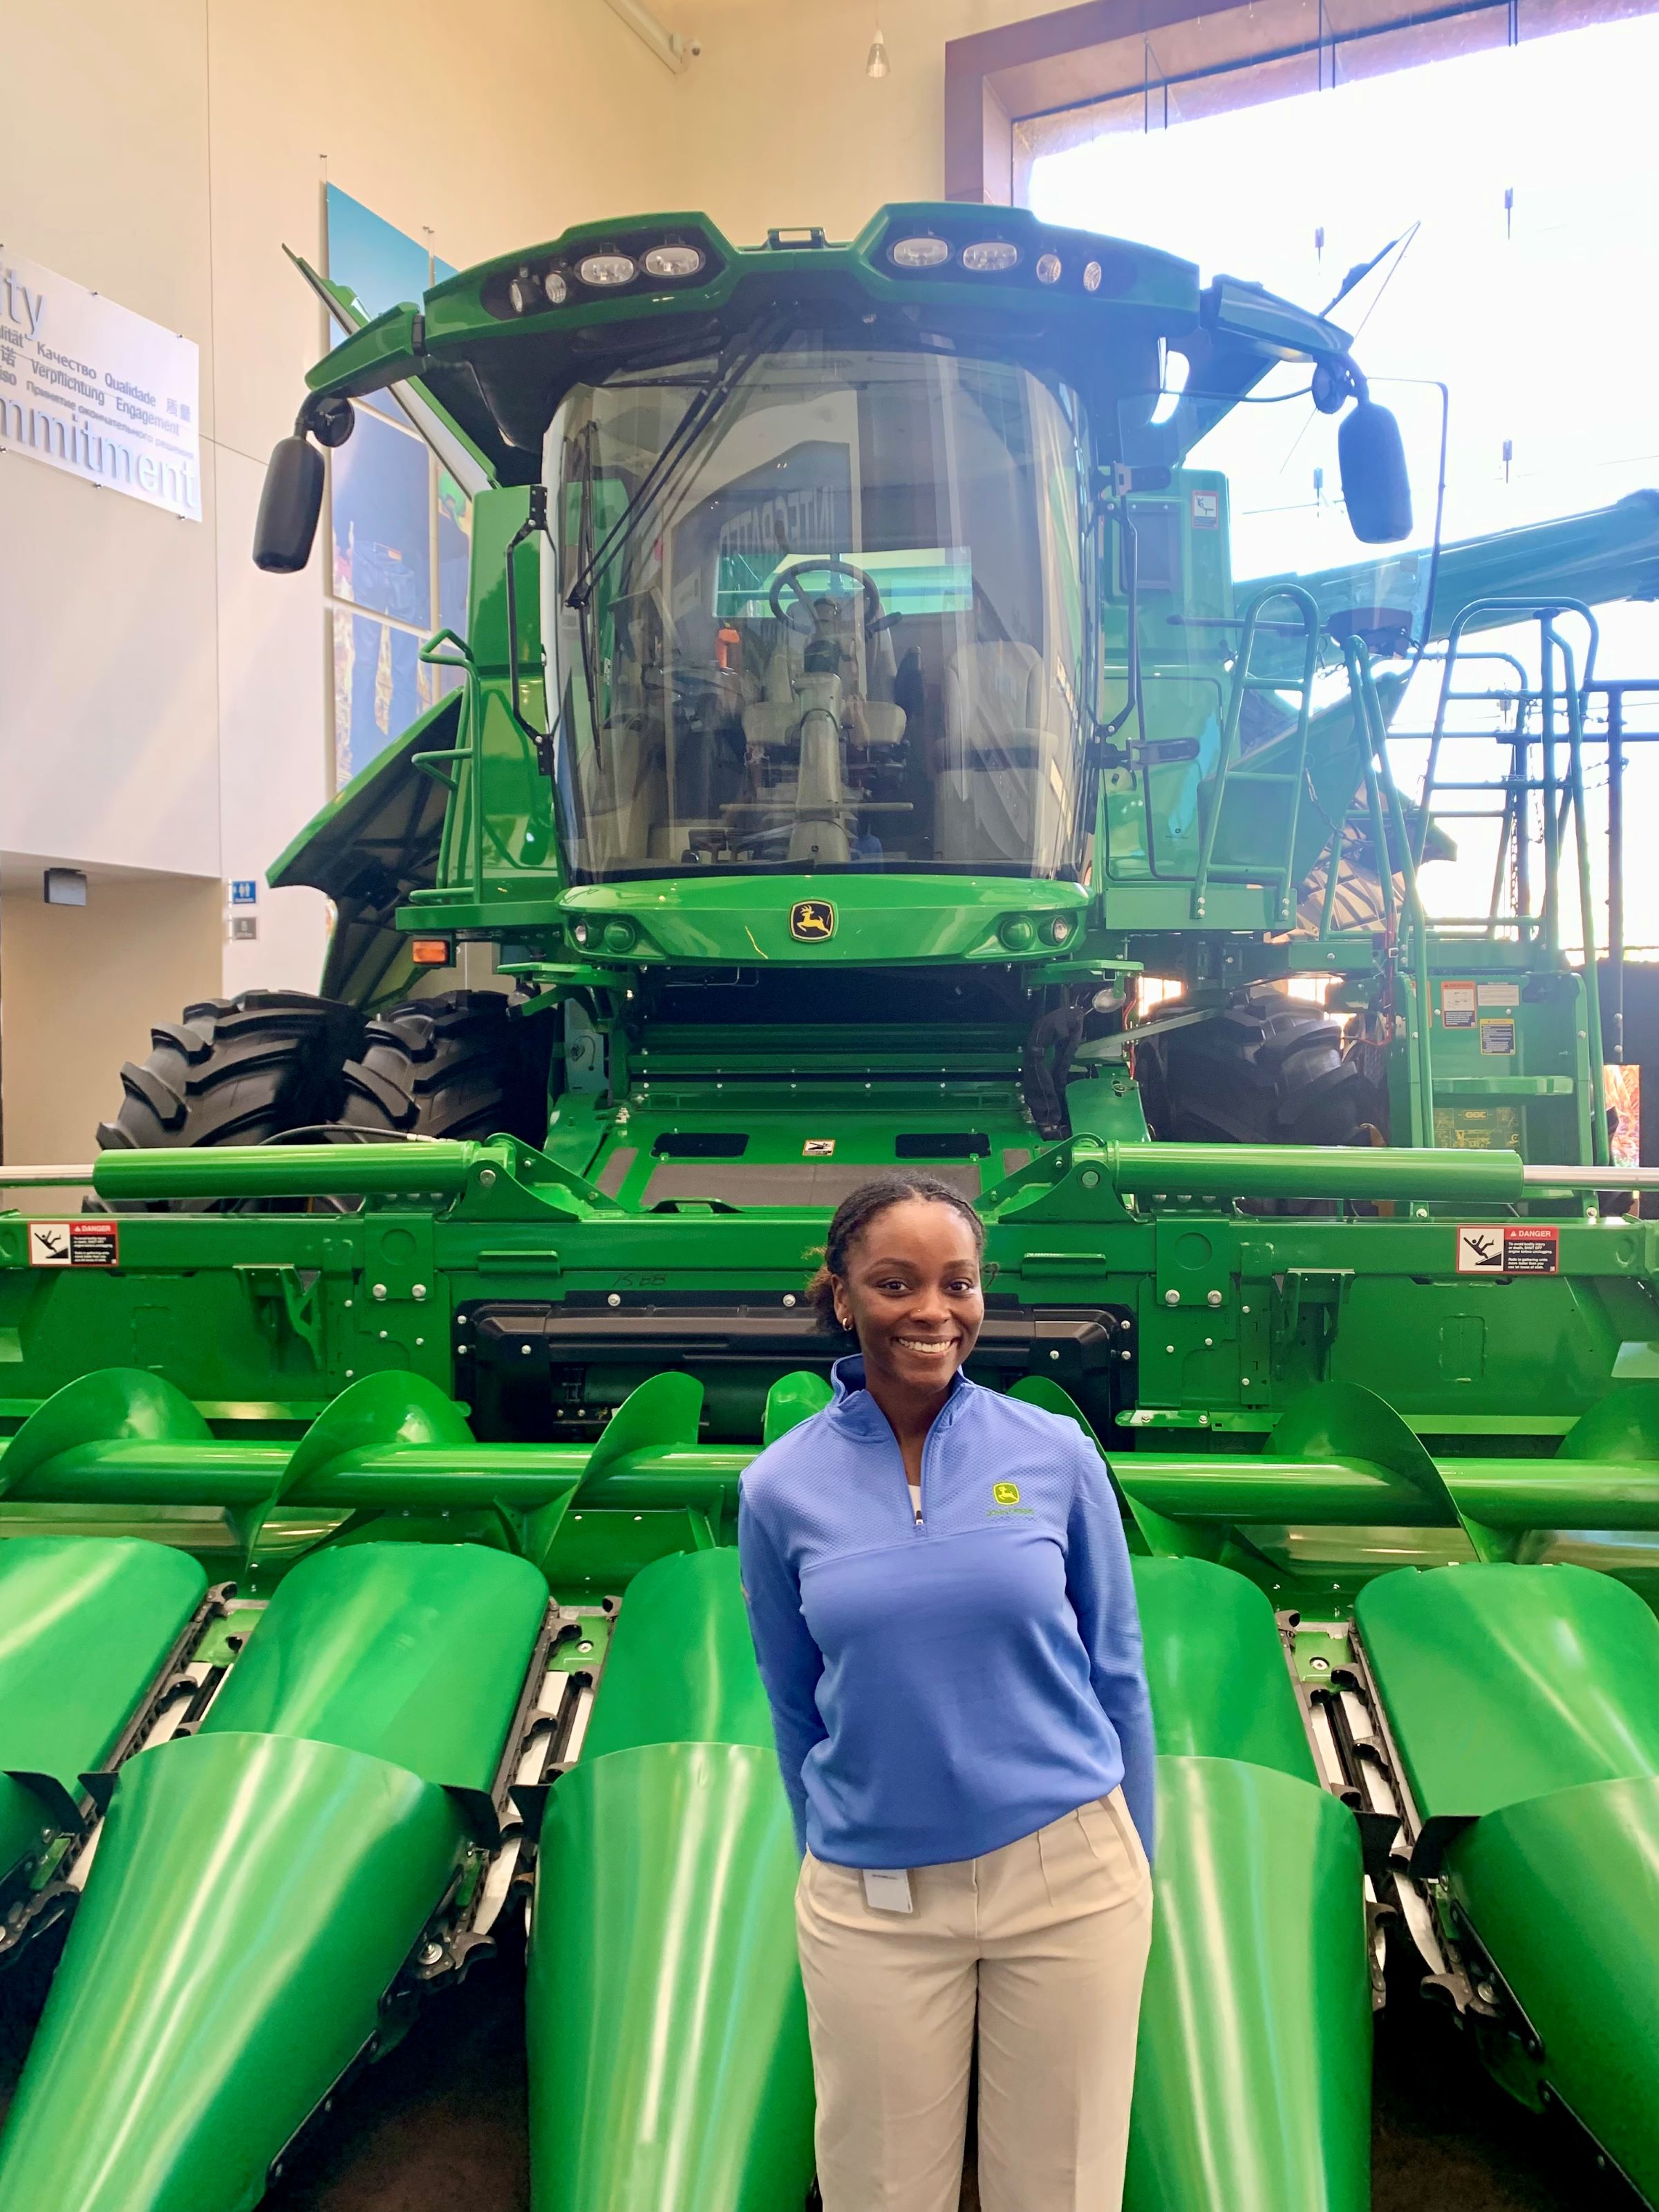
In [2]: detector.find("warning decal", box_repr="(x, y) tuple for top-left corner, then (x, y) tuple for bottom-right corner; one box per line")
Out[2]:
(1190, 490), (1219, 528)
(28, 1221), (120, 1268)
(1440, 981), (1477, 1029)
(1456, 1223), (1559, 1275)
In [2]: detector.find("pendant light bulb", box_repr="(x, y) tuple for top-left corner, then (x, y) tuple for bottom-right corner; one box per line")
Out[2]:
(866, 26), (890, 77)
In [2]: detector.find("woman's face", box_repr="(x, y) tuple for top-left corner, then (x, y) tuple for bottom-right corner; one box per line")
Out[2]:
(833, 1199), (986, 1398)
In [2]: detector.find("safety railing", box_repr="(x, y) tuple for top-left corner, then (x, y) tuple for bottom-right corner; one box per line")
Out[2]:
(1189, 583), (1322, 926)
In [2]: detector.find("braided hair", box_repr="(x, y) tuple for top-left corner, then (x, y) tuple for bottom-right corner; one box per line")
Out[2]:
(806, 1174), (987, 1339)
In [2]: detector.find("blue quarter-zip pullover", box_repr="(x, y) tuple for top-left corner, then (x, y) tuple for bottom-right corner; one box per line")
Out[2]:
(738, 1356), (1156, 1871)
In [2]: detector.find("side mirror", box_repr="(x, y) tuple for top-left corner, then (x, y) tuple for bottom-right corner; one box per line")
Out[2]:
(1339, 400), (1412, 545)
(252, 435), (324, 573)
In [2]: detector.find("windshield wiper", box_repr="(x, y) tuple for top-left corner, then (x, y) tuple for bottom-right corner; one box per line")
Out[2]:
(565, 315), (786, 613)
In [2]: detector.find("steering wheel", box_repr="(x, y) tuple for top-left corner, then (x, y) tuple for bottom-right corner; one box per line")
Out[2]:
(769, 556), (894, 637)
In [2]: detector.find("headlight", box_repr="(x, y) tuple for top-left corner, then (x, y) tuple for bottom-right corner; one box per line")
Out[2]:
(642, 244), (704, 279)
(961, 241), (1019, 273)
(1040, 915), (1075, 946)
(577, 253), (637, 288)
(507, 272), (538, 314)
(890, 236), (950, 269)
(1035, 252), (1062, 285)
(1082, 260), (1103, 294)
(999, 916), (1037, 951)
(543, 270), (569, 304)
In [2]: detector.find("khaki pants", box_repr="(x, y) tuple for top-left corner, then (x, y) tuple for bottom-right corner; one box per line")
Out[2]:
(796, 1790), (1153, 2212)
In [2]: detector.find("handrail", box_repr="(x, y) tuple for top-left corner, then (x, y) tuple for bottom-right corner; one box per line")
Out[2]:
(1550, 620), (1611, 1165)
(1190, 582), (1322, 926)
(1347, 638), (1436, 1144)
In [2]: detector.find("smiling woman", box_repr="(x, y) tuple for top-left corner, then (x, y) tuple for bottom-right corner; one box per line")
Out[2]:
(740, 1173), (1157, 2212)
(807, 1171), (986, 1432)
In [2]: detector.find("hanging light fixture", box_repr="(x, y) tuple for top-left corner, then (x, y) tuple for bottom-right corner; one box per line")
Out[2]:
(866, 24), (890, 77)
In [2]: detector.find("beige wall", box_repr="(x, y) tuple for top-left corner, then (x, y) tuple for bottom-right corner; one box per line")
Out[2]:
(662, 0), (1060, 245)
(0, 868), (225, 1174)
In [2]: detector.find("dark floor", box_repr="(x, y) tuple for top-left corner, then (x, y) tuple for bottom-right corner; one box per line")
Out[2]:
(0, 1936), (1643, 2210)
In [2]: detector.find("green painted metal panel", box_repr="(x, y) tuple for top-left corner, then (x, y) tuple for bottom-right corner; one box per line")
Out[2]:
(200, 1541), (547, 1790)
(1127, 1754), (1371, 2212)
(1357, 1564), (1659, 1819)
(0, 1730), (464, 2212)
(527, 1739), (814, 2212)
(1448, 1774), (1659, 2197)
(1132, 1557), (1318, 1783)
(0, 1774), (50, 1897)
(0, 1536), (205, 1791)
(583, 1546), (777, 1760)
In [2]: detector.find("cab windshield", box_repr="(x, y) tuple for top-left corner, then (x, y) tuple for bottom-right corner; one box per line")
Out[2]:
(544, 340), (1094, 881)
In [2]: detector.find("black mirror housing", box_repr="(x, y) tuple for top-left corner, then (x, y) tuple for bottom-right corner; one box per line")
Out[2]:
(252, 435), (324, 574)
(1338, 400), (1413, 545)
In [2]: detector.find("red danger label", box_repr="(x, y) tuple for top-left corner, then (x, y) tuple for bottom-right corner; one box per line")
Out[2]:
(1456, 1224), (1558, 1275)
(28, 1220), (119, 1267)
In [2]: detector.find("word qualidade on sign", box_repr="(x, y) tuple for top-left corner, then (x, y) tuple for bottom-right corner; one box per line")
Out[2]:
(0, 252), (200, 520)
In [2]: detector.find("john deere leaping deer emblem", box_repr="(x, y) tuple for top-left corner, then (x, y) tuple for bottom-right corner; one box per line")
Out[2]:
(790, 900), (836, 941)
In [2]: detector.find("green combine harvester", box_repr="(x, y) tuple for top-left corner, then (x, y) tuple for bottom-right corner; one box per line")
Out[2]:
(6, 201), (1659, 2211)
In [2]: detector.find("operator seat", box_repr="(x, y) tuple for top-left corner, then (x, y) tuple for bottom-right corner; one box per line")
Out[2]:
(741, 619), (906, 751)
(938, 641), (1072, 867)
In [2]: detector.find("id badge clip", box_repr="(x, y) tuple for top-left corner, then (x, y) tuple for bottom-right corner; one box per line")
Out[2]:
(862, 1867), (913, 1913)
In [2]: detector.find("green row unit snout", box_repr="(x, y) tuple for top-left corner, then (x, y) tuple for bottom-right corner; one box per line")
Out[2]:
(1360, 1561), (1659, 2197)
(1129, 1559), (1371, 2212)
(0, 1537), (207, 1953)
(0, 1527), (1379, 2212)
(526, 1548), (816, 2212)
(0, 1537), (822, 2212)
(0, 1541), (550, 2212)
(15, 1528), (1657, 2212)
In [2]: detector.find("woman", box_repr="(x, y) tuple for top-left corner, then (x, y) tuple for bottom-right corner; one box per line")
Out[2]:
(740, 1172), (1155, 2212)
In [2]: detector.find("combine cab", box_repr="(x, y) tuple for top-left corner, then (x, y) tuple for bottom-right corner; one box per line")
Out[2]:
(5, 202), (1659, 2207)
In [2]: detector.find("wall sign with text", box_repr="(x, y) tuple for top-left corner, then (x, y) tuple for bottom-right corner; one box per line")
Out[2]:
(0, 251), (200, 520)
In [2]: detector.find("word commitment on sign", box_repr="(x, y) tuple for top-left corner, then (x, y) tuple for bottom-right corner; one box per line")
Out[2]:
(0, 250), (200, 520)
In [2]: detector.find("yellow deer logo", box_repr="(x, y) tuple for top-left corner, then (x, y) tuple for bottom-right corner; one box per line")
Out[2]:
(790, 900), (836, 941)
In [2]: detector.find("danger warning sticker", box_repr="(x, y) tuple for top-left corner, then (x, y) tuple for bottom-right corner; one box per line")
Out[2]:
(1456, 1223), (1558, 1275)
(28, 1221), (120, 1268)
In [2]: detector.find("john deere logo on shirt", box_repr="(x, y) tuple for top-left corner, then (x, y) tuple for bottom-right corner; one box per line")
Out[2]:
(993, 1481), (1021, 1506)
(790, 899), (835, 941)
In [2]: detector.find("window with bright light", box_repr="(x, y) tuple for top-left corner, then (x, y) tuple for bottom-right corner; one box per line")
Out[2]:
(1028, 12), (1659, 953)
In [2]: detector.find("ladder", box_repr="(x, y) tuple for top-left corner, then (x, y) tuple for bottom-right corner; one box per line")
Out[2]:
(1190, 583), (1322, 928)
(1400, 599), (1610, 1165)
